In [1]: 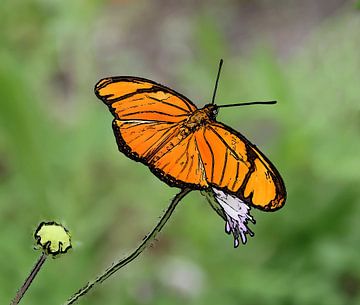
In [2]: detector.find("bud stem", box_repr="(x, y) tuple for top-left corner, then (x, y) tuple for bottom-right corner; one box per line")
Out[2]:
(64, 188), (192, 305)
(10, 253), (48, 305)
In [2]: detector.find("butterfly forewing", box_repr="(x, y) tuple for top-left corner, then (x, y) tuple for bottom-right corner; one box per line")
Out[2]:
(95, 76), (197, 122)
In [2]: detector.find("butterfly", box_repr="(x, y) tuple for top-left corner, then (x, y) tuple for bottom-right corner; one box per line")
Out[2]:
(95, 61), (286, 213)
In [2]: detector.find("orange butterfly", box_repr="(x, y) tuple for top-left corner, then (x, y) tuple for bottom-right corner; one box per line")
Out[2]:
(95, 63), (286, 214)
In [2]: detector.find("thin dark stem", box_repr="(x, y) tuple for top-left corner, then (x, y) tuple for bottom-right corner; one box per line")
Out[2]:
(217, 101), (277, 108)
(64, 188), (192, 305)
(211, 59), (224, 105)
(10, 253), (47, 305)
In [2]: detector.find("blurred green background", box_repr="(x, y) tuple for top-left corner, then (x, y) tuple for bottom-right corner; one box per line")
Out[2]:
(1, 0), (360, 304)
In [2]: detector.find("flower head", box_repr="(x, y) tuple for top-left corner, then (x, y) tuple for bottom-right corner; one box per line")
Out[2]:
(204, 188), (255, 248)
(34, 221), (72, 256)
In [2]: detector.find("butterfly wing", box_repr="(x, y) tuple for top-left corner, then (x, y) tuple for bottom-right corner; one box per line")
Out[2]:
(95, 76), (207, 188)
(95, 76), (286, 210)
(95, 76), (197, 122)
(195, 122), (286, 211)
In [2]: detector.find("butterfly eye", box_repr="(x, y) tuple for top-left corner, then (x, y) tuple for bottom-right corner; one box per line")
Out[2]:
(213, 108), (218, 116)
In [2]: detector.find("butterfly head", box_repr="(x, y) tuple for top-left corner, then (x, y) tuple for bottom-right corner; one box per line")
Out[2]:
(203, 104), (219, 120)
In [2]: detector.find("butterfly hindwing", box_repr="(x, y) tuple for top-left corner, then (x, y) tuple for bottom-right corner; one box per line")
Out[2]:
(198, 122), (286, 211)
(113, 120), (179, 160)
(194, 124), (251, 191)
(112, 120), (208, 189)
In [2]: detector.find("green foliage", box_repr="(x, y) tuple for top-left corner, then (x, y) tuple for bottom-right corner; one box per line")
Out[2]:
(1, 1), (359, 305)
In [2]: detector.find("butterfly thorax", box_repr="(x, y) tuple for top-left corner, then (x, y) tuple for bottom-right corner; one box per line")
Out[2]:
(180, 104), (218, 138)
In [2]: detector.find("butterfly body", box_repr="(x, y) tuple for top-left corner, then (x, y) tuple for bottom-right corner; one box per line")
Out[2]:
(96, 76), (286, 212)
(180, 104), (217, 137)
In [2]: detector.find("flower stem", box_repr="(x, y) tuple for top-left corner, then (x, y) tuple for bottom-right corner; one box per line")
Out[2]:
(64, 188), (192, 305)
(10, 252), (48, 305)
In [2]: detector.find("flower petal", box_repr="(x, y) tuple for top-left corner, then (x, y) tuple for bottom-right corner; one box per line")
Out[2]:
(211, 188), (255, 247)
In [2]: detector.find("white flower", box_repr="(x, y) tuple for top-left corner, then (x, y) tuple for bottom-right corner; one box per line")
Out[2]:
(205, 188), (255, 248)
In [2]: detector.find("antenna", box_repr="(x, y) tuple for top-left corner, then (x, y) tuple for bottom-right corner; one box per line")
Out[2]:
(217, 100), (277, 108)
(211, 59), (223, 105)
